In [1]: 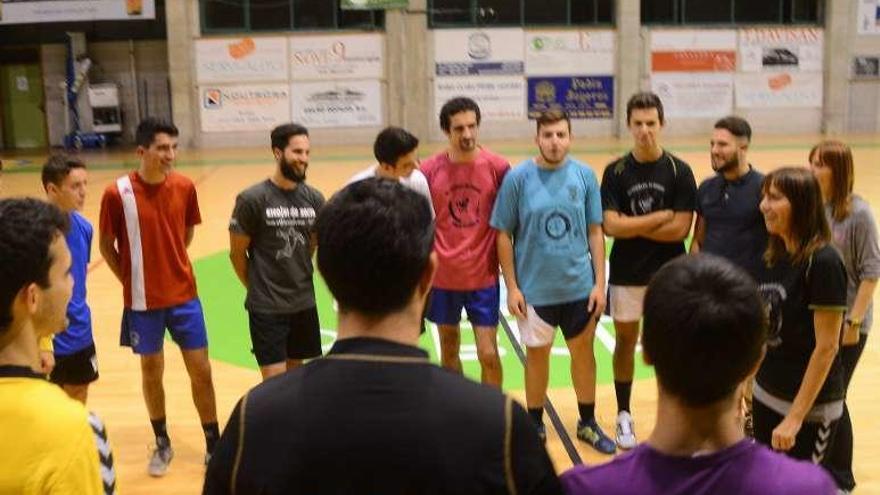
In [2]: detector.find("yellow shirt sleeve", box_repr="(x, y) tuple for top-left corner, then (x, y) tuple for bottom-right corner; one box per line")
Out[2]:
(45, 413), (116, 495)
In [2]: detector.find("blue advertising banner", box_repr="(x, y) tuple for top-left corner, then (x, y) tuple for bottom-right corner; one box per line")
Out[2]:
(527, 76), (614, 119)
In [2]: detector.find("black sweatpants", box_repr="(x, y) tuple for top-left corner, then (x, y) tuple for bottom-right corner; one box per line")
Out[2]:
(753, 399), (839, 466)
(825, 334), (868, 491)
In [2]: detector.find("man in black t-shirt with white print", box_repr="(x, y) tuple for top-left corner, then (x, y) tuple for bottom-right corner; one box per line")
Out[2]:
(600, 92), (697, 451)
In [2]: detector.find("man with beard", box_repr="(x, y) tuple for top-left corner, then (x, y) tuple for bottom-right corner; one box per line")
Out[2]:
(601, 92), (697, 451)
(100, 118), (219, 476)
(421, 97), (510, 387)
(690, 116), (767, 279)
(229, 123), (325, 380)
(491, 110), (614, 452)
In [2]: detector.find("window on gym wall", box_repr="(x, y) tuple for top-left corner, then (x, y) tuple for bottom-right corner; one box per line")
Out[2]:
(429, 0), (614, 27)
(641, 0), (823, 24)
(200, 0), (385, 33)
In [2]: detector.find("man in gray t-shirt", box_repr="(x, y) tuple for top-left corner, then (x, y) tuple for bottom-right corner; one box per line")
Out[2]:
(229, 123), (325, 380)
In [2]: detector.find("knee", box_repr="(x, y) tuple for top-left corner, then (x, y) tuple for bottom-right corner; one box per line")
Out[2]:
(476, 347), (500, 367)
(140, 357), (164, 382)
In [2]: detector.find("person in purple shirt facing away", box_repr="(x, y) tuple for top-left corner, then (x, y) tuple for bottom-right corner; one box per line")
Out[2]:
(561, 254), (836, 495)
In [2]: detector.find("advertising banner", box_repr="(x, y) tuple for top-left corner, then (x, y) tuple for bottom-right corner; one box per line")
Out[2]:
(434, 28), (525, 76)
(857, 0), (880, 35)
(290, 33), (384, 80)
(291, 80), (383, 128)
(526, 76), (613, 119)
(195, 37), (288, 83)
(525, 30), (615, 75)
(651, 73), (734, 117)
(434, 76), (525, 121)
(738, 28), (823, 72)
(651, 30), (737, 72)
(341, 0), (407, 9)
(200, 84), (291, 132)
(0, 0), (155, 24)
(735, 72), (823, 108)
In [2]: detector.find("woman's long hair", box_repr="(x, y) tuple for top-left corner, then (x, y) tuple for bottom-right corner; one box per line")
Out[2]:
(763, 167), (831, 266)
(809, 140), (854, 222)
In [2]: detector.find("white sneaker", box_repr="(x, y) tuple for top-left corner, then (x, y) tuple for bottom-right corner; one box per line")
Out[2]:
(147, 443), (174, 477)
(616, 411), (637, 450)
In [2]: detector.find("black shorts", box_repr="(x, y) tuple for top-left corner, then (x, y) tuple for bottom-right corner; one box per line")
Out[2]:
(49, 343), (99, 385)
(248, 307), (322, 365)
(517, 298), (594, 347)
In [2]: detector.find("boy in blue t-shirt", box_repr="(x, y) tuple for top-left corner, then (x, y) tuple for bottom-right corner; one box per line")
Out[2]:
(42, 155), (96, 404)
(490, 110), (615, 454)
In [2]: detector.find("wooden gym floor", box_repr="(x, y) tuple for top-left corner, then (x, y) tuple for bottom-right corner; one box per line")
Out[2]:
(2, 132), (879, 494)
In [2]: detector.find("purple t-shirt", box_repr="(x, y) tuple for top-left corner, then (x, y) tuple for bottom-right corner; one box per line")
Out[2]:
(561, 440), (835, 495)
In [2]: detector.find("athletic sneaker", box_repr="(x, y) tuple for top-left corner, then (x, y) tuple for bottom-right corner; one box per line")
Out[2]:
(148, 443), (174, 477)
(616, 411), (637, 450)
(576, 418), (616, 455)
(536, 423), (546, 443)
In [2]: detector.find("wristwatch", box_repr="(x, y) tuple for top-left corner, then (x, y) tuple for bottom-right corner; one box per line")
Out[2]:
(846, 318), (862, 332)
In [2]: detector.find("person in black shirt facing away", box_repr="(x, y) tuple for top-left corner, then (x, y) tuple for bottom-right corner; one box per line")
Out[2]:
(204, 178), (561, 495)
(600, 92), (697, 450)
(753, 167), (847, 475)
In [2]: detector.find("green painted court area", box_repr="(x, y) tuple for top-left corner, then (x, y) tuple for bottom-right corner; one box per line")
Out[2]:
(195, 250), (654, 390)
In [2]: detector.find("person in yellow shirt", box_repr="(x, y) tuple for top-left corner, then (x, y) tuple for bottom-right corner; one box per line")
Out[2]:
(0, 198), (116, 495)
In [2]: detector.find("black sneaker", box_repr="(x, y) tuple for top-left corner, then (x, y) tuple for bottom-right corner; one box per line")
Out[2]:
(577, 418), (616, 455)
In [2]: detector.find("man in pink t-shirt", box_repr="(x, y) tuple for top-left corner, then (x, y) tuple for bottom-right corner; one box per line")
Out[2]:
(421, 97), (510, 387)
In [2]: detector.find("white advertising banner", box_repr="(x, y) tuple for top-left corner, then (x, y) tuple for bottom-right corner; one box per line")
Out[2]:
(291, 80), (383, 128)
(200, 84), (291, 132)
(434, 28), (525, 76)
(735, 72), (823, 108)
(738, 28), (824, 72)
(651, 73), (734, 118)
(289, 33), (384, 80)
(651, 29), (738, 51)
(434, 76), (525, 121)
(858, 0), (880, 35)
(525, 30), (615, 75)
(195, 37), (288, 84)
(0, 0), (155, 24)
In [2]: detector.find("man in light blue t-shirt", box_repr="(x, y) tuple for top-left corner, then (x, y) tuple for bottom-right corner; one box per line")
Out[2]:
(490, 110), (614, 454)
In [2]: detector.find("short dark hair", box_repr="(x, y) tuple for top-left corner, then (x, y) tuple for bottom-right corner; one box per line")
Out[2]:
(0, 198), (69, 333)
(270, 123), (309, 152)
(536, 109), (571, 134)
(41, 154), (86, 190)
(439, 97), (481, 133)
(714, 116), (752, 142)
(135, 117), (179, 148)
(316, 178), (434, 315)
(643, 254), (767, 407)
(626, 91), (664, 125)
(373, 127), (419, 166)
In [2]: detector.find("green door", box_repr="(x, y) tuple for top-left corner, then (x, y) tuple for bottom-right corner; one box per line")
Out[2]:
(0, 64), (48, 149)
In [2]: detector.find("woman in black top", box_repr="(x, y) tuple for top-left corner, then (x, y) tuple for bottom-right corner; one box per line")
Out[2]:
(753, 167), (847, 469)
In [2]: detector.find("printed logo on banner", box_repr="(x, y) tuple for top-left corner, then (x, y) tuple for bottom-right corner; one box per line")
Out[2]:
(203, 89), (222, 109)
(434, 28), (525, 76)
(228, 38), (256, 59)
(526, 76), (614, 119)
(468, 33), (492, 59)
(289, 34), (383, 80)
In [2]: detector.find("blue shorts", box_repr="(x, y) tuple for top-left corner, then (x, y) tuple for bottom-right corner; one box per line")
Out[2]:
(120, 298), (209, 355)
(426, 284), (500, 327)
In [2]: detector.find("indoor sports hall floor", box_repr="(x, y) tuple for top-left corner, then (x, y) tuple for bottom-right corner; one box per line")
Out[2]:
(2, 132), (879, 494)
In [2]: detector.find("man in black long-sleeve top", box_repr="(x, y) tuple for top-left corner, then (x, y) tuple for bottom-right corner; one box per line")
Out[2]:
(204, 178), (561, 495)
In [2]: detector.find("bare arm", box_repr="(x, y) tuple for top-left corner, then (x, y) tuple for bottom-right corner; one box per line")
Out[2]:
(185, 226), (195, 248)
(497, 230), (526, 319)
(843, 278), (878, 344)
(772, 309), (843, 450)
(643, 211), (694, 243)
(602, 209), (673, 239)
(99, 233), (124, 283)
(229, 232), (251, 288)
(690, 214), (705, 254)
(587, 223), (606, 315)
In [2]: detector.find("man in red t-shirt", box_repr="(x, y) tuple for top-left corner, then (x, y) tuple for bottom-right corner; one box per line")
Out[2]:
(99, 118), (218, 477)
(421, 97), (510, 387)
